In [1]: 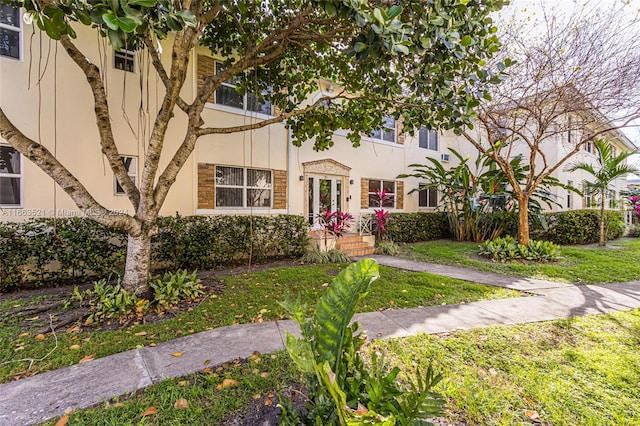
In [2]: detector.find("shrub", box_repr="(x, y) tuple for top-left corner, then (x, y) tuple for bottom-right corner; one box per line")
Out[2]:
(479, 236), (561, 262)
(385, 212), (451, 243)
(150, 270), (204, 313)
(300, 248), (351, 264)
(627, 225), (640, 238)
(535, 210), (625, 245)
(70, 279), (148, 324)
(154, 214), (309, 270)
(279, 260), (444, 425)
(0, 222), (30, 290)
(375, 240), (400, 255)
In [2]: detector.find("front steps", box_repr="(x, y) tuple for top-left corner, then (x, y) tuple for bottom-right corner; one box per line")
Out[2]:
(308, 231), (376, 257)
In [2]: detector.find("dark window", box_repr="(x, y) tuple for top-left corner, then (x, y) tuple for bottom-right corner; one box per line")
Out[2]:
(115, 156), (138, 195)
(0, 145), (21, 206)
(418, 127), (438, 150)
(419, 185), (438, 208)
(0, 5), (20, 59)
(114, 50), (135, 72)
(368, 179), (395, 208)
(215, 62), (271, 114)
(369, 116), (396, 143)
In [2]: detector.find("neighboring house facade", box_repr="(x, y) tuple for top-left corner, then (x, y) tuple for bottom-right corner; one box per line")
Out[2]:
(0, 11), (446, 226)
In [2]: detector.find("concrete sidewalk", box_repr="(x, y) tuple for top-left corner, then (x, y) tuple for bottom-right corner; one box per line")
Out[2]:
(1, 258), (640, 425)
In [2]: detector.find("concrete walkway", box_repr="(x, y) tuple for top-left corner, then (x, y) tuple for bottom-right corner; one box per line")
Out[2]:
(2, 257), (640, 425)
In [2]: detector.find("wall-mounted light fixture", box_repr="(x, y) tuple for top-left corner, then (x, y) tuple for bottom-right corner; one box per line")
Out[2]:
(349, 179), (354, 185)
(299, 175), (304, 181)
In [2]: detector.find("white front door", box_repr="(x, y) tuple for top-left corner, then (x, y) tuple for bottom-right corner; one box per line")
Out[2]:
(307, 175), (343, 227)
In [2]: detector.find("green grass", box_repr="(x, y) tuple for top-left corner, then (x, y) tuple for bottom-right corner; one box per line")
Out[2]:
(40, 351), (298, 426)
(42, 309), (640, 425)
(0, 264), (518, 384)
(372, 308), (640, 425)
(405, 238), (640, 284)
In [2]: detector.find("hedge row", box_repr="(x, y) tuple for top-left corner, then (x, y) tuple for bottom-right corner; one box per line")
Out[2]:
(386, 212), (452, 243)
(532, 209), (626, 245)
(0, 215), (308, 291)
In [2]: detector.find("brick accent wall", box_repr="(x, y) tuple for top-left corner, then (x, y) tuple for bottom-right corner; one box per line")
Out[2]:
(273, 169), (287, 209)
(198, 163), (216, 209)
(396, 180), (404, 210)
(361, 178), (369, 209)
(197, 55), (215, 103)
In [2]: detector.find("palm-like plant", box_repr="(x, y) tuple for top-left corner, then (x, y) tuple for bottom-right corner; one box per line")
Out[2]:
(568, 138), (640, 246)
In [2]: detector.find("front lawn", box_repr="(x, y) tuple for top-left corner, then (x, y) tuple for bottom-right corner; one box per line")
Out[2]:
(43, 309), (640, 425)
(375, 308), (640, 425)
(405, 238), (640, 284)
(0, 264), (517, 384)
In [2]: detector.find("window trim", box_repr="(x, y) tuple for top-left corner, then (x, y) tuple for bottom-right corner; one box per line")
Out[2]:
(0, 144), (23, 208)
(114, 156), (138, 196)
(114, 49), (135, 73)
(418, 127), (439, 151)
(0, 4), (22, 61)
(584, 140), (594, 154)
(418, 184), (438, 208)
(215, 165), (273, 209)
(212, 61), (272, 116)
(367, 179), (396, 208)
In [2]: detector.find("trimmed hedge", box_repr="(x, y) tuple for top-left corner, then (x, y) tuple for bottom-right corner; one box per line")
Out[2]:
(386, 212), (451, 243)
(0, 214), (308, 291)
(532, 210), (626, 245)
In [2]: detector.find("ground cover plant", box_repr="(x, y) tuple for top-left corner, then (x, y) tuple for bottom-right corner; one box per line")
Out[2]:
(0, 264), (518, 384)
(405, 238), (640, 284)
(373, 309), (640, 425)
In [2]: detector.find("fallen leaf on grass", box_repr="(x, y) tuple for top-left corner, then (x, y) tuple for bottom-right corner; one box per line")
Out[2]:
(26, 316), (40, 321)
(524, 409), (540, 423)
(524, 397), (537, 406)
(204, 359), (211, 365)
(171, 352), (184, 357)
(66, 326), (81, 333)
(178, 380), (187, 386)
(54, 414), (69, 426)
(202, 368), (212, 373)
(260, 372), (270, 378)
(19, 332), (28, 337)
(174, 398), (189, 410)
(216, 378), (238, 389)
(69, 344), (81, 350)
(141, 406), (157, 417)
(79, 354), (95, 363)
(35, 334), (45, 340)
(264, 399), (273, 406)
(134, 331), (147, 336)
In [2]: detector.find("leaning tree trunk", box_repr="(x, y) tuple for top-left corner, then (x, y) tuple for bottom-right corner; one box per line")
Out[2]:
(599, 196), (606, 247)
(517, 195), (530, 246)
(122, 230), (153, 296)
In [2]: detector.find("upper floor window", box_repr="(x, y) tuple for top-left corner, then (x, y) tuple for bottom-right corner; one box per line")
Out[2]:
(0, 4), (21, 60)
(114, 50), (135, 72)
(215, 62), (271, 115)
(418, 127), (438, 151)
(584, 140), (594, 154)
(368, 179), (395, 208)
(215, 166), (272, 208)
(369, 116), (396, 143)
(0, 145), (22, 207)
(567, 180), (573, 209)
(419, 185), (438, 208)
(114, 156), (138, 195)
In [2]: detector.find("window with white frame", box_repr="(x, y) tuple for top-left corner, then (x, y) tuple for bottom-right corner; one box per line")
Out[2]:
(0, 145), (22, 207)
(567, 180), (573, 209)
(114, 50), (135, 72)
(583, 184), (593, 208)
(114, 156), (138, 195)
(368, 179), (395, 208)
(418, 184), (438, 208)
(214, 62), (271, 115)
(0, 4), (21, 60)
(608, 189), (617, 209)
(369, 116), (396, 143)
(215, 166), (272, 208)
(584, 140), (594, 154)
(418, 127), (438, 151)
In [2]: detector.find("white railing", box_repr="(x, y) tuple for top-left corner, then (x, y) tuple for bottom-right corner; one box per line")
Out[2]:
(351, 213), (373, 236)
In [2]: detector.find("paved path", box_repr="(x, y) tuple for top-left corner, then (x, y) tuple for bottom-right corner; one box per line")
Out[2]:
(1, 257), (640, 425)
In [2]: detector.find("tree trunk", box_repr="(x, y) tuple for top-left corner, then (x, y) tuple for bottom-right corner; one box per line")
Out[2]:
(122, 231), (153, 295)
(599, 195), (606, 247)
(517, 196), (530, 246)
